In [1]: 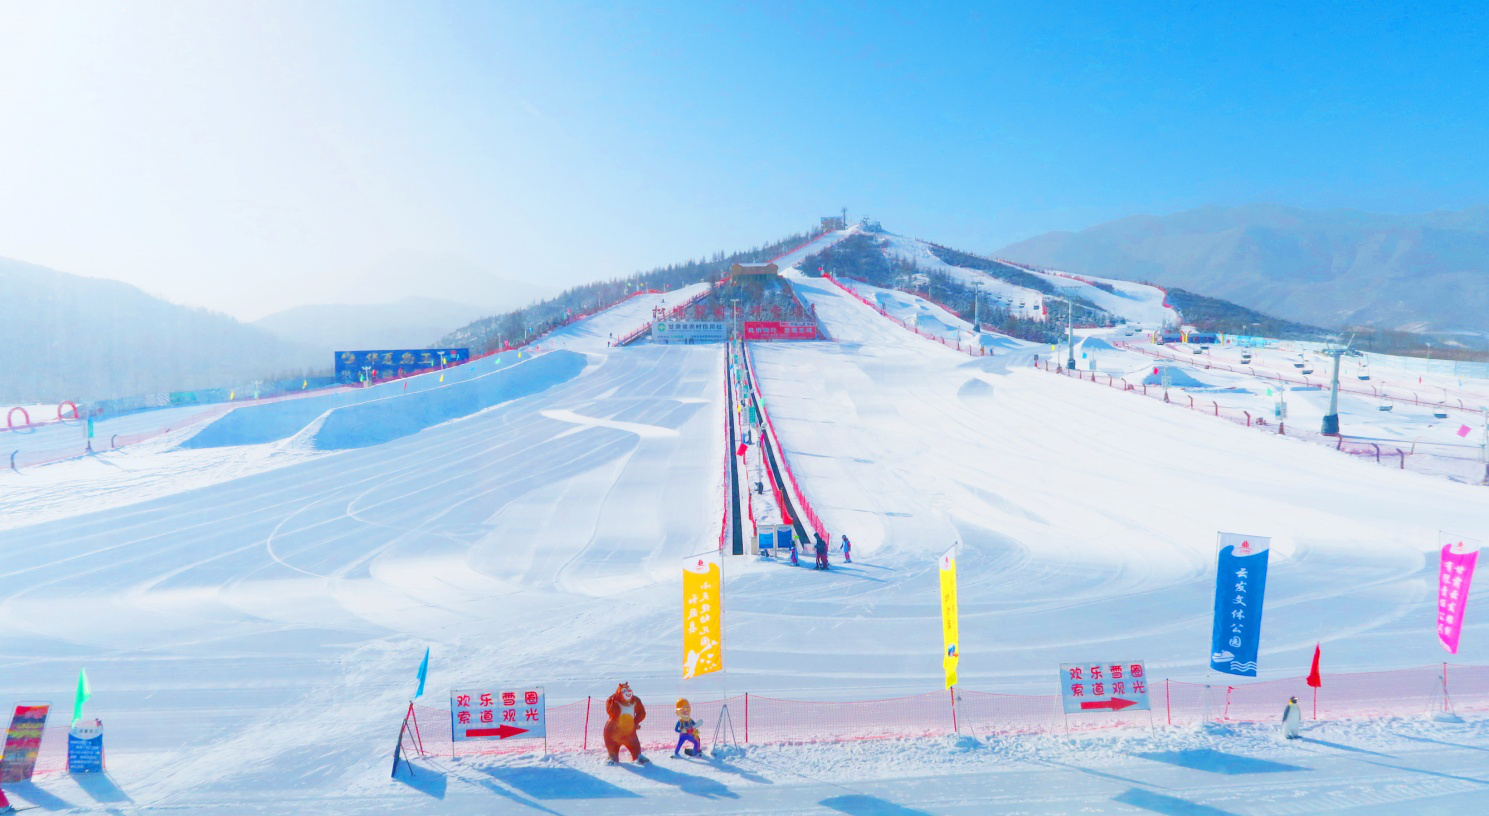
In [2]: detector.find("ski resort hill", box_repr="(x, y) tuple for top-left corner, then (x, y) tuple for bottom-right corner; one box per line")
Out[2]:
(1, 226), (1488, 814)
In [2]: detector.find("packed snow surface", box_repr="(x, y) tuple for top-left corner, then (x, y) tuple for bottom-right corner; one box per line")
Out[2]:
(2, 235), (1487, 814)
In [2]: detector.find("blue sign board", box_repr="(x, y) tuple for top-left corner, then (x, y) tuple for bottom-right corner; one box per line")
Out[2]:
(334, 348), (468, 384)
(1209, 533), (1271, 677)
(67, 720), (103, 773)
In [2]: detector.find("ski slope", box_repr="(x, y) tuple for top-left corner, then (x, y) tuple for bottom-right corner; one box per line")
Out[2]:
(757, 269), (1487, 691)
(878, 232), (1178, 327)
(2, 262), (1488, 814)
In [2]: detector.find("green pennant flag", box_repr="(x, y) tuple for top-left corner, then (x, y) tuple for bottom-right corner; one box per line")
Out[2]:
(73, 668), (91, 724)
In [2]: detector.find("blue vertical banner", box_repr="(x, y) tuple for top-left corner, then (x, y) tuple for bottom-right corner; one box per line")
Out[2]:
(1209, 532), (1271, 677)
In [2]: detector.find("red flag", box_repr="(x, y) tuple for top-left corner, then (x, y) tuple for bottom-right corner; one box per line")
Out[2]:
(736, 442), (748, 457)
(1306, 643), (1322, 688)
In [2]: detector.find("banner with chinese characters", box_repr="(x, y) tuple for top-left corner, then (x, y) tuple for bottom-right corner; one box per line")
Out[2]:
(940, 545), (959, 689)
(1209, 533), (1271, 677)
(0, 703), (50, 782)
(334, 348), (468, 383)
(1438, 533), (1481, 654)
(1058, 661), (1151, 714)
(682, 554), (723, 679)
(449, 687), (546, 741)
(742, 321), (819, 341)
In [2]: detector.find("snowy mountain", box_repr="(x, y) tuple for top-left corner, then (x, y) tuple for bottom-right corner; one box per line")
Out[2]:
(297, 248), (551, 315)
(0, 256), (321, 403)
(4, 227), (1489, 814)
(253, 297), (488, 357)
(997, 204), (1489, 338)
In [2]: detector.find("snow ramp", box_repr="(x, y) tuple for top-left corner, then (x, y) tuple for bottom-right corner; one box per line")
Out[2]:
(178, 353), (528, 449)
(311, 350), (588, 450)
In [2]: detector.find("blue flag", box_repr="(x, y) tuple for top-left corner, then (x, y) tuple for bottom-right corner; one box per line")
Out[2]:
(414, 647), (429, 699)
(1209, 533), (1271, 677)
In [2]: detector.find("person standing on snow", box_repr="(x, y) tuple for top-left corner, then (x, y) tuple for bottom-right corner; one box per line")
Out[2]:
(840, 534), (852, 563)
(1281, 696), (1302, 740)
(813, 532), (829, 570)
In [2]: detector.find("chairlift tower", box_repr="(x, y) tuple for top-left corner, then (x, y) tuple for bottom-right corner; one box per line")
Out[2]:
(1320, 344), (1348, 436)
(972, 281), (983, 332)
(1066, 297), (1076, 371)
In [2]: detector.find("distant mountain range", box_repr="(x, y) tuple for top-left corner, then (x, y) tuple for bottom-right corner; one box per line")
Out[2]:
(0, 258), (493, 405)
(253, 298), (488, 358)
(0, 257), (323, 404)
(997, 204), (1489, 341)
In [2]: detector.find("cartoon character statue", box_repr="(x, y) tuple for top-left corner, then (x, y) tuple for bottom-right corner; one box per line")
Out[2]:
(673, 698), (701, 758)
(603, 682), (649, 764)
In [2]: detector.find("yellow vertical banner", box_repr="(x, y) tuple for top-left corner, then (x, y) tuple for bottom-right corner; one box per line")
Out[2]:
(682, 554), (723, 679)
(940, 544), (959, 688)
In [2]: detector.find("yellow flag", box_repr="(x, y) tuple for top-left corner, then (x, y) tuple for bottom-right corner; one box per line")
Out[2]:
(229, 390), (235, 400)
(302, 379), (308, 389)
(682, 554), (723, 679)
(940, 545), (959, 688)
(439, 373), (445, 383)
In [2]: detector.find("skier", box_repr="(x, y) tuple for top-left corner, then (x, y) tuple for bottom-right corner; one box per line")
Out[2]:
(1281, 695), (1302, 740)
(788, 535), (800, 566)
(672, 698), (701, 758)
(840, 534), (852, 563)
(813, 532), (829, 570)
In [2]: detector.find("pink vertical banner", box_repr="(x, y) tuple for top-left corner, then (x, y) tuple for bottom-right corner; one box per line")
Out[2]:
(1438, 533), (1481, 654)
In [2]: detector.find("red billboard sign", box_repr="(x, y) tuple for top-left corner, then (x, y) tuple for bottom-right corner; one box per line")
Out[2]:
(743, 321), (818, 341)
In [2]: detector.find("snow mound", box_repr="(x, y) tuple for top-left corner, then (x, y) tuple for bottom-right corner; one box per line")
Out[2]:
(310, 351), (588, 450)
(180, 355), (526, 449)
(1137, 365), (1212, 388)
(1078, 336), (1117, 354)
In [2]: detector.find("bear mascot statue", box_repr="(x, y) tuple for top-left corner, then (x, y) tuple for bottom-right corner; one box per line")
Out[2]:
(603, 682), (649, 764)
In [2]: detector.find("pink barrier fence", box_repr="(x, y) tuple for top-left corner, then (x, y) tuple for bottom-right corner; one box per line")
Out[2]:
(1124, 342), (1488, 416)
(6, 406), (231, 472)
(739, 341), (829, 543)
(397, 663), (1489, 762)
(615, 285), (717, 347)
(1038, 360), (1489, 484)
(823, 274), (990, 358)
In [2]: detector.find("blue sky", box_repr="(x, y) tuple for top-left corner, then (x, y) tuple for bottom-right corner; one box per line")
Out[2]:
(1, 1), (1485, 318)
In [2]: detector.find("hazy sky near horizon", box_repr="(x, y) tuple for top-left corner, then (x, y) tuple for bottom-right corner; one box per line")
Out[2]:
(2, 1), (1486, 320)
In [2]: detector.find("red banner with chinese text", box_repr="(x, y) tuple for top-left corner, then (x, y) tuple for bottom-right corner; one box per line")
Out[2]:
(743, 321), (818, 341)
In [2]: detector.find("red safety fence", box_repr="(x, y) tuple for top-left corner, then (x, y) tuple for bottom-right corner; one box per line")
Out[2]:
(1124, 342), (1489, 416)
(391, 662), (1489, 764)
(615, 285), (718, 347)
(6, 406), (231, 472)
(739, 341), (828, 543)
(718, 344), (735, 553)
(20, 663), (1488, 778)
(1037, 360), (1489, 485)
(823, 274), (991, 358)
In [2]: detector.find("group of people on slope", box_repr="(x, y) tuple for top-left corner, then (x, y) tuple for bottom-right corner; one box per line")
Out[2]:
(785, 531), (851, 569)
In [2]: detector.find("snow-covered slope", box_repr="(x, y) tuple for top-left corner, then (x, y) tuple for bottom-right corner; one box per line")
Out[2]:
(1, 258), (1487, 814)
(875, 232), (1179, 327)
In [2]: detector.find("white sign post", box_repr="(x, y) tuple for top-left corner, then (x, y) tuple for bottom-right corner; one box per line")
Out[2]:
(1058, 661), (1152, 732)
(450, 686), (548, 754)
